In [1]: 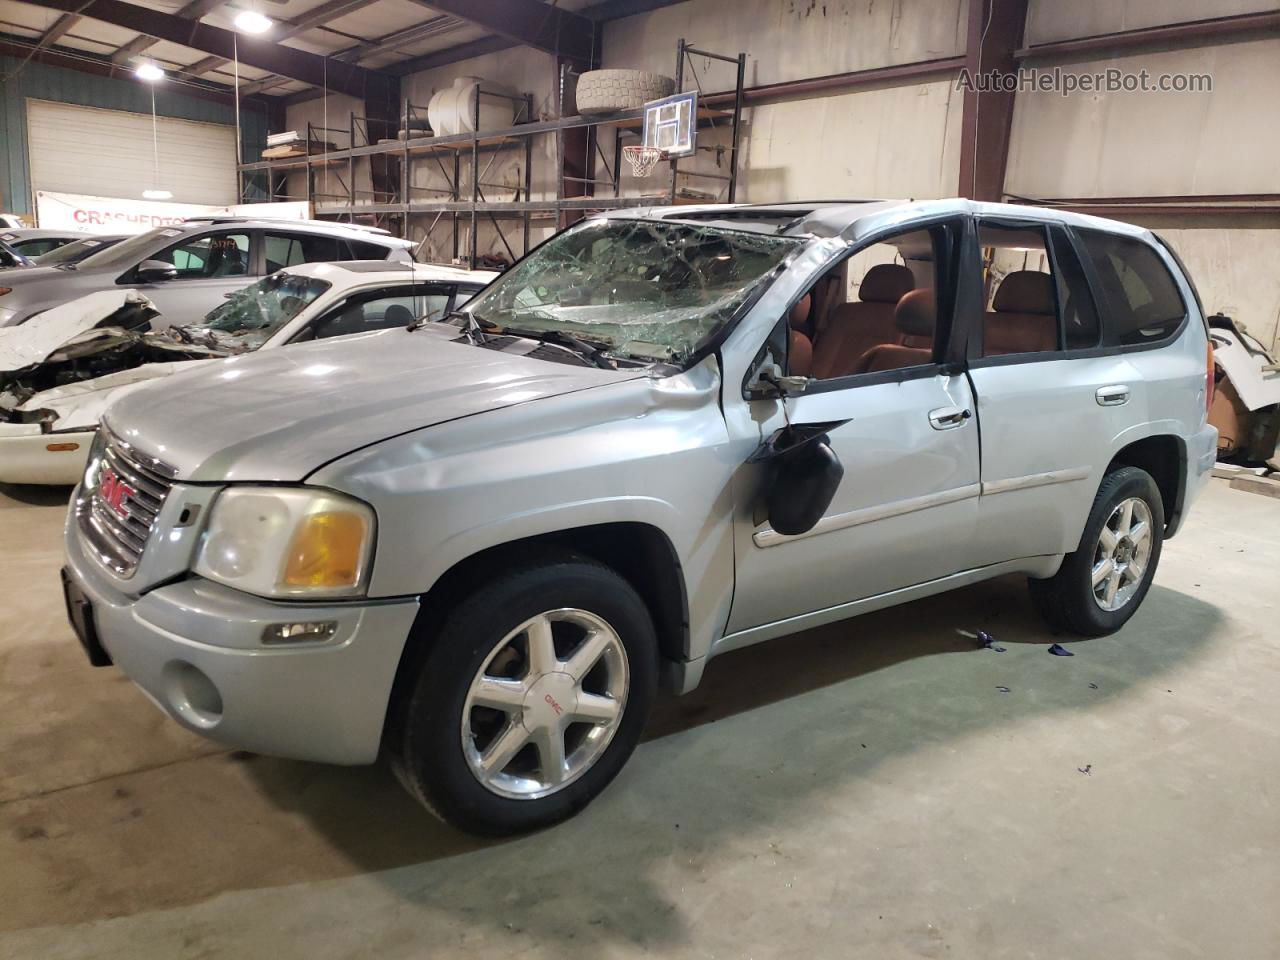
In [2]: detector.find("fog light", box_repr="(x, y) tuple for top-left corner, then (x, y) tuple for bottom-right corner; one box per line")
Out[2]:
(262, 620), (339, 645)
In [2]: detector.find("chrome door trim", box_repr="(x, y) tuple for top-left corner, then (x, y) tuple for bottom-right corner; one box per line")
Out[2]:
(981, 466), (1091, 496)
(752, 482), (981, 548)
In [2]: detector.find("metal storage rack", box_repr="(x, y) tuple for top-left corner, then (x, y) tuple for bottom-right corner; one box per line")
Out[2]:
(237, 39), (747, 267)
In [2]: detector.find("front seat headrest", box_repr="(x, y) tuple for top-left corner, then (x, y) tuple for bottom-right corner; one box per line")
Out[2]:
(894, 288), (936, 339)
(859, 263), (915, 303)
(993, 270), (1055, 315)
(789, 293), (811, 330)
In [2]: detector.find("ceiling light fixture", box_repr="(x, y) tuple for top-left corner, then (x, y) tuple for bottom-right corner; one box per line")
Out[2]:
(134, 61), (164, 82)
(234, 9), (273, 33)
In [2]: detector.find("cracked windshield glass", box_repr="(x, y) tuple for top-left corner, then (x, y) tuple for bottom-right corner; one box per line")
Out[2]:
(186, 274), (332, 351)
(465, 218), (800, 362)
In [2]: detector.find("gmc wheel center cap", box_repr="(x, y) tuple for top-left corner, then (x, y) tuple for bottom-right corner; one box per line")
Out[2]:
(522, 671), (578, 729)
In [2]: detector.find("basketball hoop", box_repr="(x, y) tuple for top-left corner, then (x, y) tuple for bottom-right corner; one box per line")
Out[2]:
(623, 144), (666, 178)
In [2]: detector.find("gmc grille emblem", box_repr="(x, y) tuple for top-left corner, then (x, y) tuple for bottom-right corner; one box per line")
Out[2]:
(99, 467), (136, 519)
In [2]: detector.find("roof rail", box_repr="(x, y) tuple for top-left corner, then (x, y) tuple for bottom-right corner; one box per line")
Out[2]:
(179, 216), (392, 236)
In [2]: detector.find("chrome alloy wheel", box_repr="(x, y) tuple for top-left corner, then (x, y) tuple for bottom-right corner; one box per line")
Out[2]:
(461, 608), (630, 800)
(1092, 497), (1153, 612)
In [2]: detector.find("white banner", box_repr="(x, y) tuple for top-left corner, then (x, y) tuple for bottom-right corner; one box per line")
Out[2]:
(34, 191), (310, 235)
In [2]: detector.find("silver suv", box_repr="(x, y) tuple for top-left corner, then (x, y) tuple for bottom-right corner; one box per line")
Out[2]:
(0, 218), (413, 328)
(61, 200), (1217, 834)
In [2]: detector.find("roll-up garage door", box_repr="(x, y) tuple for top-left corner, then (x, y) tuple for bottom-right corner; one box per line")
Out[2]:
(25, 99), (237, 205)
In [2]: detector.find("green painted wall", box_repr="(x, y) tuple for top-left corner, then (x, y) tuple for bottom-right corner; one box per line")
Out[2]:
(0, 56), (266, 215)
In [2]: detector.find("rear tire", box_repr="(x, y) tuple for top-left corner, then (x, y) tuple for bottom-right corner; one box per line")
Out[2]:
(390, 551), (657, 835)
(1028, 466), (1165, 637)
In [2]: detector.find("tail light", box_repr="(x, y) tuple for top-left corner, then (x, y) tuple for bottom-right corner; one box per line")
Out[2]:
(1205, 341), (1216, 417)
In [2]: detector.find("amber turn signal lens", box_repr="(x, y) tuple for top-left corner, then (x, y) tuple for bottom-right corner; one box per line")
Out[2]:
(281, 510), (369, 589)
(46, 442), (81, 452)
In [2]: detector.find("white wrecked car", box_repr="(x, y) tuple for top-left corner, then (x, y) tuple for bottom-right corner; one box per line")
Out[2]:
(0, 260), (496, 484)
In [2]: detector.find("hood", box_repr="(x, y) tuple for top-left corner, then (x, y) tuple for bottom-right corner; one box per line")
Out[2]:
(105, 325), (647, 482)
(0, 289), (157, 372)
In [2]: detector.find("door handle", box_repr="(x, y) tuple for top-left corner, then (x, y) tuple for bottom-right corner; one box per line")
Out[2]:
(1096, 385), (1130, 406)
(929, 405), (972, 430)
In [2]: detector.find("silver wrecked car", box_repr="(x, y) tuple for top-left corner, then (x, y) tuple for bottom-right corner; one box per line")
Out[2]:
(61, 199), (1217, 834)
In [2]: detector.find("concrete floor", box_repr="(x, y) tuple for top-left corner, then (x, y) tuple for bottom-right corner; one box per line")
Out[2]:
(1, 479), (1276, 959)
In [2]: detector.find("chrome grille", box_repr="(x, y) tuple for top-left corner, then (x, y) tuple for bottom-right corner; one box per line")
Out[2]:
(77, 429), (177, 577)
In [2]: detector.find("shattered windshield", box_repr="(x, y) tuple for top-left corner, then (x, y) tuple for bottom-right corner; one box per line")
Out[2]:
(465, 218), (799, 362)
(196, 273), (331, 345)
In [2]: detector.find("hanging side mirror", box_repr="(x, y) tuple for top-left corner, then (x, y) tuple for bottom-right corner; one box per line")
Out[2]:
(747, 420), (849, 536)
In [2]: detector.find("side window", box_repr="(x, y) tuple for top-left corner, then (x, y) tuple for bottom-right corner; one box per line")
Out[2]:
(348, 239), (391, 260)
(978, 223), (1060, 356)
(1077, 230), (1186, 345)
(156, 232), (250, 279)
(787, 226), (940, 381)
(264, 232), (345, 272)
(1048, 227), (1101, 349)
(13, 238), (64, 256)
(310, 284), (454, 340)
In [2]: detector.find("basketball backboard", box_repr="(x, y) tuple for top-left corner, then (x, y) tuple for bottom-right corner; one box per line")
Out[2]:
(640, 90), (697, 158)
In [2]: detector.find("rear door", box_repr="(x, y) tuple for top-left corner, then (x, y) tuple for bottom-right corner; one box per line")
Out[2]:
(963, 219), (1137, 565)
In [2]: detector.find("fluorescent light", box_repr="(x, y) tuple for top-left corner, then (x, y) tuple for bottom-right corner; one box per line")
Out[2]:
(143, 189), (174, 200)
(234, 9), (273, 33)
(135, 62), (164, 82)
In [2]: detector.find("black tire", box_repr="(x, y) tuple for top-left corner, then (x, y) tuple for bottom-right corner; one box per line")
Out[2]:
(390, 551), (657, 835)
(575, 69), (676, 115)
(1028, 466), (1165, 637)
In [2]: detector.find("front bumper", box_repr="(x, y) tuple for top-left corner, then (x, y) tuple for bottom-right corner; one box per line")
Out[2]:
(0, 429), (95, 484)
(63, 502), (420, 765)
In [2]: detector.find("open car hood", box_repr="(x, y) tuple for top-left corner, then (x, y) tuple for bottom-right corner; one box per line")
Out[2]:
(0, 289), (158, 372)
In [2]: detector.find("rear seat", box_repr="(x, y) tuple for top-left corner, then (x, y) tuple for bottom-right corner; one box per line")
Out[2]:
(810, 263), (914, 380)
(984, 270), (1057, 354)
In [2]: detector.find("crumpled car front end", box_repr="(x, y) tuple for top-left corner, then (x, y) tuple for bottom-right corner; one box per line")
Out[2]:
(0, 290), (229, 484)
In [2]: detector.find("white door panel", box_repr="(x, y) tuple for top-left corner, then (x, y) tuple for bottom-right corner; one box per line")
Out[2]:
(726, 372), (981, 633)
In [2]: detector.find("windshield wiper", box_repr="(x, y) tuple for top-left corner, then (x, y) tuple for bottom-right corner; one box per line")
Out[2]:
(503, 327), (616, 370)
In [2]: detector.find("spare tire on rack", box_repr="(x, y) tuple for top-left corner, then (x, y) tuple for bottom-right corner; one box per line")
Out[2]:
(575, 69), (676, 115)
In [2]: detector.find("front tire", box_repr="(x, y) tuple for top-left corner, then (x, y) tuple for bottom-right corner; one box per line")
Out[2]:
(1029, 466), (1165, 637)
(390, 551), (658, 835)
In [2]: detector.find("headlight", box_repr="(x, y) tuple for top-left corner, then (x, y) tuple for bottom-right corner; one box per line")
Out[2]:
(195, 487), (375, 599)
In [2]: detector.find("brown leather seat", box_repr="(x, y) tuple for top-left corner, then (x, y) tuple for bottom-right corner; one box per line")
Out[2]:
(854, 288), (936, 374)
(811, 263), (914, 380)
(984, 271), (1057, 355)
(788, 293), (813, 376)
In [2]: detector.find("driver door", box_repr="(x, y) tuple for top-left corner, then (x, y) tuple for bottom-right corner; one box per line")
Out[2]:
(130, 230), (255, 326)
(724, 217), (982, 635)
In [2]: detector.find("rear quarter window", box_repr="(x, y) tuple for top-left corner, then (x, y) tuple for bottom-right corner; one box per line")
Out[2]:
(1077, 230), (1186, 346)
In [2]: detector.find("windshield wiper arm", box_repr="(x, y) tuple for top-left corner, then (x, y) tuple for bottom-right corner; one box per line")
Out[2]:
(504, 327), (616, 370)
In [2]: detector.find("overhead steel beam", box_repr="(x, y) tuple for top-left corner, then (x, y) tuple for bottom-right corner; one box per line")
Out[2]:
(415, 0), (594, 63)
(0, 31), (266, 109)
(35, 11), (82, 49)
(107, 0), (225, 65)
(179, 0), (388, 80)
(17, 0), (393, 98)
(1017, 10), (1280, 61)
(957, 0), (1029, 202)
